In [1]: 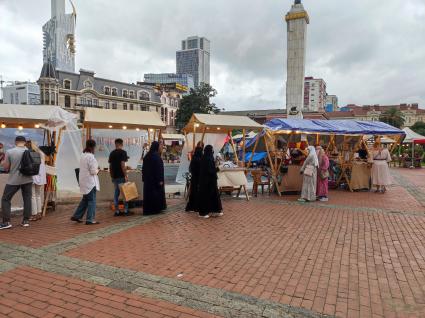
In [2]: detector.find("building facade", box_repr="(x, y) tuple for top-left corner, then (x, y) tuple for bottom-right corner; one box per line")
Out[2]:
(285, 0), (309, 117)
(325, 95), (338, 112)
(303, 77), (327, 112)
(2, 82), (40, 105)
(327, 103), (425, 127)
(43, 0), (76, 72)
(143, 73), (194, 93)
(176, 36), (210, 87)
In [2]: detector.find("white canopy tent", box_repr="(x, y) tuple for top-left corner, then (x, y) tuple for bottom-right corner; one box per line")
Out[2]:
(402, 127), (425, 144)
(0, 104), (81, 211)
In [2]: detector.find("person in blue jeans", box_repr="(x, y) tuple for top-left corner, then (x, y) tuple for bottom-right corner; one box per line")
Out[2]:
(71, 139), (100, 225)
(108, 138), (130, 216)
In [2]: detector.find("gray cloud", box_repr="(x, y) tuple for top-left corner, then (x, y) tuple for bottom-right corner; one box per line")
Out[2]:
(0, 0), (424, 110)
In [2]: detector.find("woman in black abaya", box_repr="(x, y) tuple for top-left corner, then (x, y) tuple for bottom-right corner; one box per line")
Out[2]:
(142, 141), (166, 215)
(198, 145), (222, 218)
(185, 146), (203, 212)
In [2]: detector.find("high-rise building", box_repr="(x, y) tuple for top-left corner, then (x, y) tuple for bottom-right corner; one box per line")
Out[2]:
(303, 77), (326, 112)
(1, 82), (40, 105)
(143, 73), (195, 92)
(325, 95), (338, 112)
(43, 0), (76, 72)
(285, 0), (309, 118)
(176, 36), (210, 87)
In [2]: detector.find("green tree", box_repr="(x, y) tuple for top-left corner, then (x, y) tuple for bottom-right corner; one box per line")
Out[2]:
(379, 107), (405, 128)
(175, 83), (220, 130)
(411, 121), (425, 136)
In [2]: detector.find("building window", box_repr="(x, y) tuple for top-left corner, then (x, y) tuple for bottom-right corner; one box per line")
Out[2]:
(63, 80), (71, 89)
(123, 103), (127, 110)
(112, 88), (117, 96)
(64, 95), (71, 107)
(50, 92), (55, 105)
(105, 101), (110, 109)
(104, 86), (110, 95)
(93, 99), (98, 107)
(130, 104), (134, 111)
(112, 102), (117, 109)
(139, 91), (150, 101)
(122, 89), (128, 98)
(129, 91), (135, 99)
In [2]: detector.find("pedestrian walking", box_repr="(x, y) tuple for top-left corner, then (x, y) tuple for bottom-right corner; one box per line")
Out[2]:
(142, 141), (166, 215)
(71, 139), (100, 225)
(185, 146), (203, 212)
(28, 141), (47, 221)
(198, 145), (222, 218)
(298, 146), (319, 203)
(1, 136), (34, 229)
(108, 138), (130, 216)
(316, 146), (329, 202)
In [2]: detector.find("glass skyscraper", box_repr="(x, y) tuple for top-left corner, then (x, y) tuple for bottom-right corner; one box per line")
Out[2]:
(143, 73), (195, 92)
(176, 36), (210, 88)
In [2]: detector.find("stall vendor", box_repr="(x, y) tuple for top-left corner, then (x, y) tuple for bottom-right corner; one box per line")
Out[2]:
(357, 144), (369, 160)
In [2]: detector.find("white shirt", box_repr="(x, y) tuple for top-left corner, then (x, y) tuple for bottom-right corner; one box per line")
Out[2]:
(33, 153), (47, 186)
(79, 152), (100, 195)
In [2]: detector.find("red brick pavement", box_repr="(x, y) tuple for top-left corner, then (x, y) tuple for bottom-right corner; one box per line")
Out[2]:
(0, 200), (180, 248)
(274, 183), (424, 212)
(0, 266), (219, 318)
(65, 198), (425, 318)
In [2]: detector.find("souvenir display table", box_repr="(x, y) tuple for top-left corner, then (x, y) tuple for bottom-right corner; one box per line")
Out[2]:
(217, 168), (249, 201)
(278, 165), (303, 193)
(350, 160), (371, 190)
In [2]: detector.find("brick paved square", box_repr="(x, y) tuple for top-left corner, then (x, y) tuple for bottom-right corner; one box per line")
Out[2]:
(0, 266), (218, 318)
(0, 168), (424, 317)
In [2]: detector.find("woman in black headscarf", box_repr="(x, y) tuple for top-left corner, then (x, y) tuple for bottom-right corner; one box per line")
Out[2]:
(142, 141), (166, 215)
(198, 145), (222, 218)
(185, 146), (203, 212)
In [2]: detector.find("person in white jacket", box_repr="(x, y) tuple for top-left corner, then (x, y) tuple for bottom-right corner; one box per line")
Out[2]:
(71, 139), (100, 225)
(28, 142), (46, 221)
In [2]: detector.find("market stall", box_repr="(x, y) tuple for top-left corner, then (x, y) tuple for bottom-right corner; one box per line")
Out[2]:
(400, 127), (425, 168)
(263, 118), (405, 194)
(83, 108), (166, 202)
(178, 113), (263, 200)
(161, 133), (185, 163)
(0, 104), (79, 213)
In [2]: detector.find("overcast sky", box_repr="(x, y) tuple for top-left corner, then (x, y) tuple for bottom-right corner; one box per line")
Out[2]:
(0, 0), (424, 110)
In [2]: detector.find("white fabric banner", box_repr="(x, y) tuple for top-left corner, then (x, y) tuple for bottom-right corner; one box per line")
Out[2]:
(176, 133), (227, 184)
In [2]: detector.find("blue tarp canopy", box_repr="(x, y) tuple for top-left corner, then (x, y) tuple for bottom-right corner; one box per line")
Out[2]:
(265, 119), (404, 135)
(240, 152), (267, 163)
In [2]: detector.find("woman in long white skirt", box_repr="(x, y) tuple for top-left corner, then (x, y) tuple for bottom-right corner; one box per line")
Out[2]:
(370, 142), (392, 193)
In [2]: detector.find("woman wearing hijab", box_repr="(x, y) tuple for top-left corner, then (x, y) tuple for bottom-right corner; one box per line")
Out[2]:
(316, 146), (330, 202)
(298, 146), (319, 202)
(198, 145), (222, 218)
(371, 141), (392, 193)
(142, 141), (166, 215)
(185, 146), (203, 212)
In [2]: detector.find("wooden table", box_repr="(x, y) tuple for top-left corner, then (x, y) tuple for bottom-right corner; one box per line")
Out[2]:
(350, 161), (371, 190)
(278, 165), (303, 193)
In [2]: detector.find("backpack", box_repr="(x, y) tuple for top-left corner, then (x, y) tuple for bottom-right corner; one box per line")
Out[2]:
(20, 150), (41, 176)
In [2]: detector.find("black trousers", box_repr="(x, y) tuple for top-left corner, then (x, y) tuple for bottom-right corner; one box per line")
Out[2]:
(1, 183), (32, 223)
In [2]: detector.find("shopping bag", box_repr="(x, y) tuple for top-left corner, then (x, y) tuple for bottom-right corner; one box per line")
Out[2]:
(303, 165), (315, 177)
(119, 182), (139, 201)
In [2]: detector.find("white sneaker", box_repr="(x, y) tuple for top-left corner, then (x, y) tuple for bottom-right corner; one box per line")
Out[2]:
(218, 212), (224, 216)
(202, 215), (210, 219)
(319, 197), (329, 202)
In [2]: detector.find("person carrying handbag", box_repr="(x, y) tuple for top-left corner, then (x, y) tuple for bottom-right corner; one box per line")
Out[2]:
(316, 146), (330, 202)
(298, 146), (319, 203)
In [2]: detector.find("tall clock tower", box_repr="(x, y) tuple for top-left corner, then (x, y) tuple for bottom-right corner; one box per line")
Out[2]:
(285, 0), (309, 118)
